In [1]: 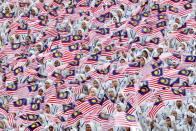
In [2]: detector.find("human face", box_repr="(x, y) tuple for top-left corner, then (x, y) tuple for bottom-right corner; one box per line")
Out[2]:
(5, 7), (9, 14)
(93, 80), (99, 88)
(117, 104), (122, 112)
(172, 110), (177, 119)
(187, 116), (192, 125)
(140, 57), (145, 67)
(166, 118), (171, 127)
(175, 18), (180, 24)
(189, 28), (194, 34)
(38, 117), (43, 123)
(112, 80), (118, 87)
(150, 120), (154, 129)
(94, 48), (99, 54)
(113, 17), (117, 23)
(173, 24), (178, 31)
(66, 25), (71, 32)
(117, 10), (122, 18)
(181, 44), (185, 50)
(49, 126), (54, 131)
(97, 43), (102, 49)
(82, 22), (86, 30)
(36, 44), (41, 51)
(118, 93), (124, 101)
(10, 37), (14, 43)
(122, 52), (127, 58)
(38, 89), (43, 96)
(157, 48), (163, 54)
(108, 90), (114, 98)
(78, 30), (82, 35)
(106, 56), (112, 60)
(142, 51), (148, 58)
(45, 105), (50, 113)
(15, 34), (20, 39)
(85, 65), (90, 72)
(45, 82), (50, 89)
(189, 105), (195, 113)
(31, 9), (36, 16)
(176, 100), (182, 108)
(120, 59), (125, 64)
(54, 60), (60, 67)
(25, 36), (31, 42)
(90, 90), (96, 96)
(86, 124), (91, 131)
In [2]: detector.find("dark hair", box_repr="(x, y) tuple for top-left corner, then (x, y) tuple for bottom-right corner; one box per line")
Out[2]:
(166, 117), (170, 120)
(120, 4), (125, 11)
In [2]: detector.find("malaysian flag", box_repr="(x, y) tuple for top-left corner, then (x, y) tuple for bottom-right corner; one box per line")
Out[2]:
(107, 70), (125, 81)
(65, 110), (83, 127)
(125, 62), (141, 74)
(8, 113), (15, 128)
(133, 81), (152, 106)
(125, 102), (136, 114)
(24, 122), (44, 131)
(123, 79), (135, 94)
(47, 92), (73, 104)
(180, 2), (193, 16)
(160, 87), (181, 101)
(101, 44), (115, 56)
(77, 97), (100, 115)
(58, 103), (75, 116)
(14, 24), (28, 34)
(114, 112), (138, 127)
(147, 96), (165, 119)
(0, 103), (8, 118)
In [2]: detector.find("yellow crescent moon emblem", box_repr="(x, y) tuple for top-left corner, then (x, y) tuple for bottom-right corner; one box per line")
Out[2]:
(174, 90), (178, 94)
(35, 122), (39, 127)
(31, 86), (36, 91)
(178, 89), (182, 93)
(165, 79), (168, 84)
(127, 115), (131, 120)
(23, 115), (27, 119)
(32, 104), (36, 109)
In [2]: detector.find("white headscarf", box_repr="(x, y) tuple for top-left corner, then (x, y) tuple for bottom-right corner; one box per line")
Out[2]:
(89, 87), (98, 96)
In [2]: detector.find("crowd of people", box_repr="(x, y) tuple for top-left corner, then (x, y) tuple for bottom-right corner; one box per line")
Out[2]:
(0, 0), (195, 130)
